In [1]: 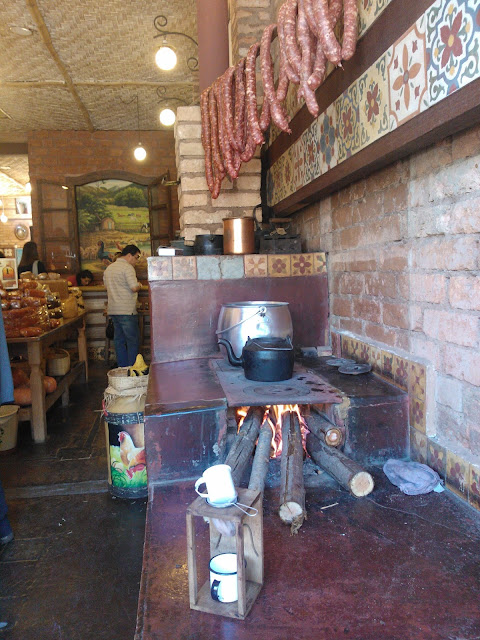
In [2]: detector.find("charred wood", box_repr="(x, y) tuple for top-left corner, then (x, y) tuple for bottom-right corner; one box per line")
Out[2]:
(279, 410), (306, 534)
(305, 408), (343, 447)
(225, 406), (264, 485)
(248, 422), (272, 493)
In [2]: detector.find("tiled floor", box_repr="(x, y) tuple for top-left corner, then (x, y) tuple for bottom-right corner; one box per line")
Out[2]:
(0, 363), (146, 640)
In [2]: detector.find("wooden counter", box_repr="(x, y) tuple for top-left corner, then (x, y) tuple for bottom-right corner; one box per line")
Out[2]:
(7, 311), (88, 443)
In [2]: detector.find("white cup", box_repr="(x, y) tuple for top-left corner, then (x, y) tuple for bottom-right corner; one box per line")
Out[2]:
(194, 464), (237, 506)
(210, 553), (240, 603)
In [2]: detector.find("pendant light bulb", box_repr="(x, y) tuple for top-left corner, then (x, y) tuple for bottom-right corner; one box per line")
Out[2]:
(134, 143), (147, 161)
(155, 45), (177, 71)
(0, 213), (7, 224)
(25, 181), (31, 193)
(159, 108), (176, 127)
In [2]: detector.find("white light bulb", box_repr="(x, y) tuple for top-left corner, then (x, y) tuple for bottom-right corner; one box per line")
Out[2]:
(134, 144), (147, 161)
(155, 46), (177, 71)
(0, 213), (7, 224)
(159, 108), (176, 127)
(25, 181), (31, 193)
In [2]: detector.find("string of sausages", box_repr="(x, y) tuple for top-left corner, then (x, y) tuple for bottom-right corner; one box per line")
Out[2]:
(200, 0), (358, 198)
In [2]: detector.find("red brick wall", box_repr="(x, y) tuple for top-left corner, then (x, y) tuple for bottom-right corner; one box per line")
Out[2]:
(27, 130), (179, 231)
(290, 123), (480, 457)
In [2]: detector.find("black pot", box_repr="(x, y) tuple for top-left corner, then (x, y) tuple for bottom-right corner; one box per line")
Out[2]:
(193, 234), (223, 255)
(218, 336), (294, 382)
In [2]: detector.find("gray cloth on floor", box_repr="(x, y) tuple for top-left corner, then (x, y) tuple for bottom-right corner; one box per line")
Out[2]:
(383, 459), (441, 495)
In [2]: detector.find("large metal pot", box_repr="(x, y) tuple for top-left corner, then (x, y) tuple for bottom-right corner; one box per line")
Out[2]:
(223, 217), (255, 255)
(216, 301), (293, 359)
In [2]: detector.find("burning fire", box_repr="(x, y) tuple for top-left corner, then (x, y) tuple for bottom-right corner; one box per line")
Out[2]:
(236, 404), (309, 459)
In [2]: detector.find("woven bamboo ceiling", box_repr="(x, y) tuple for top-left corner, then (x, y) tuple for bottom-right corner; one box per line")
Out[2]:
(0, 0), (199, 193)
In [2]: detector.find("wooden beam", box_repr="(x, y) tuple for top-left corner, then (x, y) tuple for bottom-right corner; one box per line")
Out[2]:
(0, 143), (28, 155)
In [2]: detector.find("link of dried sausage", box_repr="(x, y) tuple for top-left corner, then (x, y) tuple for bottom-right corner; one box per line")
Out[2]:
(341, 0), (358, 60)
(260, 24), (291, 133)
(245, 43), (265, 146)
(200, 88), (215, 195)
(308, 38), (327, 90)
(277, 2), (300, 84)
(297, 0), (319, 117)
(222, 66), (238, 154)
(276, 63), (290, 102)
(215, 78), (238, 180)
(208, 85), (226, 186)
(283, 0), (302, 77)
(259, 95), (271, 132)
(233, 59), (247, 153)
(312, 0), (342, 65)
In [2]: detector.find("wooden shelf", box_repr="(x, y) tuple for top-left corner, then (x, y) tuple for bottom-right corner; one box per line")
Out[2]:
(190, 580), (262, 620)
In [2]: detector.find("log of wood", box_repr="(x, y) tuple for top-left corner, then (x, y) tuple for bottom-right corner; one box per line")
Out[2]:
(225, 406), (264, 485)
(248, 422), (272, 493)
(279, 411), (306, 533)
(305, 408), (343, 447)
(306, 432), (374, 497)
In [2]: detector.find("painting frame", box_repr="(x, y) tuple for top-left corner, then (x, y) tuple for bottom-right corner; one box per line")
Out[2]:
(15, 196), (32, 217)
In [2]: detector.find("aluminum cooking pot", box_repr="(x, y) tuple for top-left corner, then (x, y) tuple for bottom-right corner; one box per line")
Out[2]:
(216, 301), (293, 359)
(218, 336), (294, 382)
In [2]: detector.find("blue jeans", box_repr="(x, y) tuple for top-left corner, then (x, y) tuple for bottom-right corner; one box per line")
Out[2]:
(111, 315), (140, 367)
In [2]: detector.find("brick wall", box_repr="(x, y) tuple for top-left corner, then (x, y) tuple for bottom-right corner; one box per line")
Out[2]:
(290, 123), (480, 472)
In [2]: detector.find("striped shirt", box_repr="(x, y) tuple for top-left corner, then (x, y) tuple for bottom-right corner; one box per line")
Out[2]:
(103, 257), (139, 315)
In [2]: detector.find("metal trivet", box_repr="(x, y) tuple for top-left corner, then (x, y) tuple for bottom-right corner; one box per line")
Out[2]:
(326, 358), (356, 367)
(338, 363), (372, 375)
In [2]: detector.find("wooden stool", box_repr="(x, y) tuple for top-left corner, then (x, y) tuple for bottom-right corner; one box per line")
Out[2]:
(186, 488), (263, 620)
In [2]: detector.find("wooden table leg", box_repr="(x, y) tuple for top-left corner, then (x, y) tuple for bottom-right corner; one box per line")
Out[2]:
(27, 342), (47, 444)
(77, 320), (89, 382)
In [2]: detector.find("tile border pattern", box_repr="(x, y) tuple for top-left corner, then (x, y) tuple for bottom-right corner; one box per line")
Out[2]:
(335, 329), (479, 513)
(147, 253), (327, 281)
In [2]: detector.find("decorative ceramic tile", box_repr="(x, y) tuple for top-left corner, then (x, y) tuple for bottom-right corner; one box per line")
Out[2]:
(317, 104), (338, 174)
(358, 342), (371, 364)
(469, 463), (480, 511)
(267, 254), (291, 277)
(313, 252), (327, 273)
(409, 397), (426, 433)
(409, 362), (426, 401)
(291, 253), (313, 276)
(410, 427), (427, 464)
(350, 339), (360, 359)
(341, 335), (352, 357)
(302, 122), (322, 185)
(292, 136), (305, 191)
(387, 22), (428, 129)
(147, 257), (172, 280)
(446, 450), (469, 499)
(358, 50), (391, 150)
(172, 256), (196, 280)
(359, 0), (394, 36)
(244, 254), (267, 278)
(335, 83), (362, 163)
(219, 256), (244, 279)
(426, 0), (480, 106)
(382, 351), (394, 379)
(427, 439), (447, 479)
(196, 256), (220, 280)
(393, 355), (409, 391)
(370, 346), (382, 372)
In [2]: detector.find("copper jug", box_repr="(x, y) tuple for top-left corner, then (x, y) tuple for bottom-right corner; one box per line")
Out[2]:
(222, 217), (255, 255)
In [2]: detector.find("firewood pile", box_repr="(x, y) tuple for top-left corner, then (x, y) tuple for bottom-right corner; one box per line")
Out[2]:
(223, 404), (374, 534)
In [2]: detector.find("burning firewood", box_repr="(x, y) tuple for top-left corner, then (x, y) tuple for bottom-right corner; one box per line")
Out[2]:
(306, 432), (374, 498)
(279, 410), (306, 534)
(225, 406), (265, 485)
(248, 422), (272, 493)
(305, 407), (343, 447)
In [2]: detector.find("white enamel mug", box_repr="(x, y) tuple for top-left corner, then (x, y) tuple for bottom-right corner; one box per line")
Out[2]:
(194, 464), (237, 506)
(210, 553), (239, 603)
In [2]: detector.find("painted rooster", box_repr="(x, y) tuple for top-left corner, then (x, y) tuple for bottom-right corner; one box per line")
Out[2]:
(118, 431), (146, 478)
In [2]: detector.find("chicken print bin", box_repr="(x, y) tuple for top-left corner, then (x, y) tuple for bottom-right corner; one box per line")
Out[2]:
(104, 394), (147, 499)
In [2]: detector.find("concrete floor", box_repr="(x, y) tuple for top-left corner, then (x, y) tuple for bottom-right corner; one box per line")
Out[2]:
(0, 363), (146, 640)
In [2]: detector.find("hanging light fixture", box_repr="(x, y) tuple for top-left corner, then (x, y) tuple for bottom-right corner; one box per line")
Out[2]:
(132, 94), (147, 162)
(25, 181), (31, 193)
(159, 108), (176, 126)
(153, 15), (198, 72)
(0, 200), (7, 224)
(156, 88), (190, 128)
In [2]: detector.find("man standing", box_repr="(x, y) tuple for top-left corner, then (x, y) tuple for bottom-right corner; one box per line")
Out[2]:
(103, 244), (142, 367)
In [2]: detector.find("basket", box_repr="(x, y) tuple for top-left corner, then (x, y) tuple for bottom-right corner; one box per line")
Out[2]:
(107, 367), (149, 392)
(47, 348), (71, 376)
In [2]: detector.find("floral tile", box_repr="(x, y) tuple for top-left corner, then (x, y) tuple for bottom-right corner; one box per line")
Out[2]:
(349, 339), (361, 360)
(267, 254), (291, 277)
(292, 136), (305, 190)
(341, 335), (352, 357)
(266, 167), (275, 208)
(393, 355), (409, 391)
(409, 362), (426, 401)
(147, 257), (172, 280)
(409, 397), (426, 433)
(387, 22), (428, 130)
(313, 252), (327, 273)
(172, 256), (197, 280)
(291, 253), (313, 276)
(469, 463), (480, 511)
(382, 351), (394, 379)
(358, 342), (371, 364)
(359, 0), (394, 37)
(302, 122), (322, 185)
(370, 346), (382, 373)
(317, 103), (338, 174)
(410, 427), (427, 464)
(427, 439), (447, 479)
(244, 254), (267, 278)
(426, 0), (480, 107)
(446, 450), (469, 499)
(358, 49), (391, 150)
(335, 83), (362, 163)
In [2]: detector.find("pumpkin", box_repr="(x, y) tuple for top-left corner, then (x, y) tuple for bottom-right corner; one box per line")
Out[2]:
(43, 376), (57, 394)
(14, 386), (32, 406)
(12, 368), (29, 388)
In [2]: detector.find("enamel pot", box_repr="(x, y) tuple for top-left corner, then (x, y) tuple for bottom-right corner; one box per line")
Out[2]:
(217, 336), (294, 382)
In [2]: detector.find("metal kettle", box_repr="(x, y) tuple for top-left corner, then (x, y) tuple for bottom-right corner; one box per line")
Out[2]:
(218, 336), (294, 382)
